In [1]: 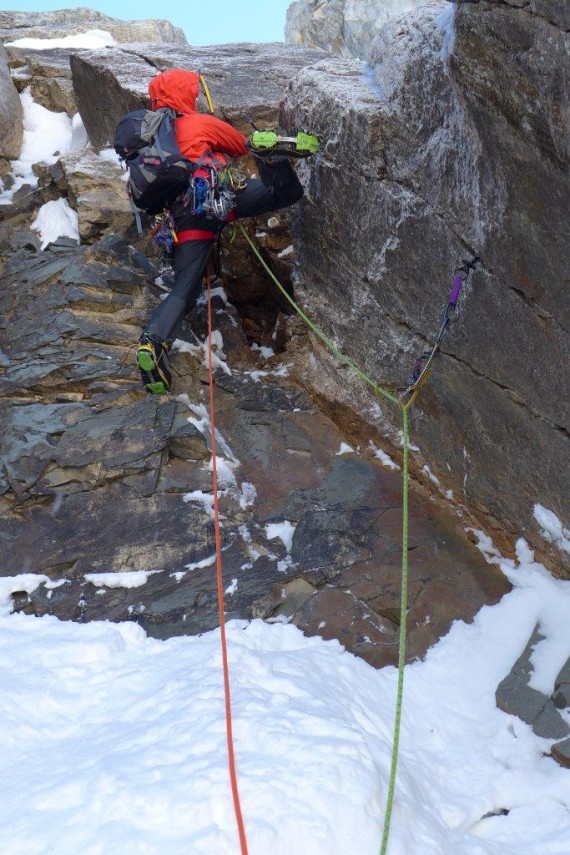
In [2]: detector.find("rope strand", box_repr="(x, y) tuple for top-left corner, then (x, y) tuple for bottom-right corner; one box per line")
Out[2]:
(206, 276), (249, 855)
(379, 406), (410, 855)
(236, 221), (413, 855)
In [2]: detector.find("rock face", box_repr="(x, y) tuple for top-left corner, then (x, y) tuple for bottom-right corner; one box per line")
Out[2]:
(0, 9), (187, 46)
(68, 42), (327, 150)
(282, 2), (569, 574)
(496, 625), (570, 767)
(286, 0), (432, 58)
(8, 47), (78, 116)
(0, 42), (23, 160)
(0, 225), (510, 665)
(40, 149), (133, 242)
(0, 8), (565, 677)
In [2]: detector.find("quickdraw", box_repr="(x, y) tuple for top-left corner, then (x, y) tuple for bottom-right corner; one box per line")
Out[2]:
(150, 211), (178, 258)
(396, 256), (480, 408)
(179, 166), (247, 220)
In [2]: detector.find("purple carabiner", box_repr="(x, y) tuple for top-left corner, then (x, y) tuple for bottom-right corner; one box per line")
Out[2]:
(447, 274), (464, 307)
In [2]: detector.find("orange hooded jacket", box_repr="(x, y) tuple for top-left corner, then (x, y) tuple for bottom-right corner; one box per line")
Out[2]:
(148, 69), (248, 166)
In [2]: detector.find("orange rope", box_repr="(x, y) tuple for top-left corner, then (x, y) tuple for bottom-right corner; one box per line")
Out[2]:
(206, 275), (249, 855)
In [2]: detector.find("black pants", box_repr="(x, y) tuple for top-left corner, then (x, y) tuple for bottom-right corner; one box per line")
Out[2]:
(145, 156), (303, 343)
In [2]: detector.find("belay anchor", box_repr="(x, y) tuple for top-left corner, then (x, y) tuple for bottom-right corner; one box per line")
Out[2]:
(397, 256), (480, 407)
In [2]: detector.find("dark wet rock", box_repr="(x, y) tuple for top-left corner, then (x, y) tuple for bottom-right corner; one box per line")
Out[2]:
(533, 703), (570, 741)
(0, 222), (511, 668)
(496, 626), (570, 746)
(554, 659), (570, 709)
(459, 0), (570, 31)
(0, 41), (22, 159)
(283, 2), (569, 575)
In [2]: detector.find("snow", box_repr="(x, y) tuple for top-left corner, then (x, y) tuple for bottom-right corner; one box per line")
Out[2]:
(31, 198), (79, 249)
(423, 463), (440, 485)
(0, 544), (568, 855)
(182, 488), (215, 519)
(437, 3), (457, 69)
(173, 332), (232, 376)
(210, 454), (237, 488)
(6, 28), (116, 50)
(0, 574), (48, 617)
(0, 89), (76, 203)
(533, 504), (570, 555)
(369, 440), (400, 470)
(336, 442), (355, 455)
(266, 521), (296, 553)
(246, 363), (292, 383)
(178, 398), (239, 464)
(97, 147), (123, 167)
(238, 481), (257, 509)
(185, 553), (217, 573)
(85, 571), (159, 589)
(251, 342), (275, 359)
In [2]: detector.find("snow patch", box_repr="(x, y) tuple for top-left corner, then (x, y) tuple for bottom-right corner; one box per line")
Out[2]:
(31, 198), (79, 249)
(84, 571), (160, 589)
(182, 489), (215, 519)
(336, 442), (354, 456)
(0, 574), (48, 616)
(533, 504), (570, 555)
(436, 3), (457, 69)
(6, 29), (116, 50)
(0, 89), (74, 202)
(266, 521), (296, 554)
(369, 440), (400, 470)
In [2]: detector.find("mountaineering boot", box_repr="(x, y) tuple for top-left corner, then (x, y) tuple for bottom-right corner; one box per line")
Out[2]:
(137, 333), (171, 395)
(246, 129), (320, 159)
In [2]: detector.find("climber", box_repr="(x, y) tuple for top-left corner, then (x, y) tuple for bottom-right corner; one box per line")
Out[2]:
(136, 68), (319, 395)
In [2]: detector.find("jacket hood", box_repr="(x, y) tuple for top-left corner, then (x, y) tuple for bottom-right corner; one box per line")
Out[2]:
(148, 69), (200, 114)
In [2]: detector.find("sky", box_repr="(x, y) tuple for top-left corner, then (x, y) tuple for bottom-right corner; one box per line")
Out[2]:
(4, 0), (293, 45)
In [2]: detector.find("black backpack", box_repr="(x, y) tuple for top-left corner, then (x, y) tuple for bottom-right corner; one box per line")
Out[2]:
(113, 107), (196, 216)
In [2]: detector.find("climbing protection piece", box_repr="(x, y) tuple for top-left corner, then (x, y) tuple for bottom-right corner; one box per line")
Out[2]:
(246, 129), (320, 158)
(397, 256), (480, 407)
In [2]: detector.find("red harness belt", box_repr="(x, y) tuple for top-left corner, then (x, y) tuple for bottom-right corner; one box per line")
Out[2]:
(177, 229), (217, 243)
(176, 212), (236, 245)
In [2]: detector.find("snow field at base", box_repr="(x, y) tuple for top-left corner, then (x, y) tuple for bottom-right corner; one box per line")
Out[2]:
(1, 546), (569, 855)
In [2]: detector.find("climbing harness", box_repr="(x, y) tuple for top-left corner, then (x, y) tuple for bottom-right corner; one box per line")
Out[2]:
(150, 211), (179, 258)
(396, 257), (480, 408)
(180, 165), (247, 221)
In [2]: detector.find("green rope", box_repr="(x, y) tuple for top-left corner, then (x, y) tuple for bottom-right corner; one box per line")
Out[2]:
(237, 223), (398, 405)
(237, 220), (409, 853)
(379, 405), (409, 855)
